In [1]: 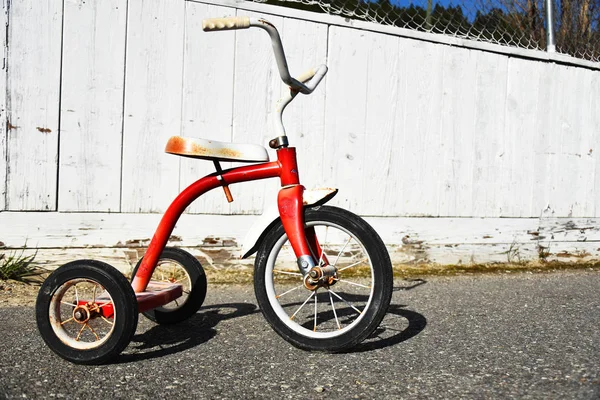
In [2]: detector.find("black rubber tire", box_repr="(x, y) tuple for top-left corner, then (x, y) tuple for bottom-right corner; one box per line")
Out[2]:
(35, 260), (138, 365)
(254, 205), (393, 352)
(131, 247), (207, 324)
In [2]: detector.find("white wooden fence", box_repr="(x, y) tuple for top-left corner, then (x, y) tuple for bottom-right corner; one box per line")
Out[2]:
(1, 0), (599, 270)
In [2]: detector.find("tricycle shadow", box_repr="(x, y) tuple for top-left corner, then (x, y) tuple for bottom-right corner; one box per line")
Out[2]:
(116, 284), (427, 362)
(117, 302), (258, 364)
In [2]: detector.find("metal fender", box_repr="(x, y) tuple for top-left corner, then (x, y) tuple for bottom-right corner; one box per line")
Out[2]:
(240, 188), (338, 259)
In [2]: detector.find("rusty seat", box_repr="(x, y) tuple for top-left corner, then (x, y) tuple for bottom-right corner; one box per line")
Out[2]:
(165, 136), (269, 163)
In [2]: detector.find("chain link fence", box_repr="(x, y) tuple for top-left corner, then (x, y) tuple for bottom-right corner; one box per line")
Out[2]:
(258, 0), (600, 62)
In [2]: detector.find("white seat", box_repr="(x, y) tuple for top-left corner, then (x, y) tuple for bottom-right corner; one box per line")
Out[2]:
(165, 136), (269, 163)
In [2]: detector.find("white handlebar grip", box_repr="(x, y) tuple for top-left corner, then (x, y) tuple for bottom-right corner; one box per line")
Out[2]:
(296, 68), (316, 84)
(202, 16), (251, 31)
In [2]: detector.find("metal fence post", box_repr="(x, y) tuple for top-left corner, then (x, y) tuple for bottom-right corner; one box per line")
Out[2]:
(546, 0), (556, 52)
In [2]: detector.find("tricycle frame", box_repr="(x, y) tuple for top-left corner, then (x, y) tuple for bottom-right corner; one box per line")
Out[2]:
(131, 146), (316, 293)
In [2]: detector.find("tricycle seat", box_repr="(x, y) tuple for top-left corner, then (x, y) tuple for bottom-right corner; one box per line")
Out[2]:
(165, 136), (269, 163)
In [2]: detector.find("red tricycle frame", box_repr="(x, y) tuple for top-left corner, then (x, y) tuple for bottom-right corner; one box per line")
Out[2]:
(131, 146), (316, 294)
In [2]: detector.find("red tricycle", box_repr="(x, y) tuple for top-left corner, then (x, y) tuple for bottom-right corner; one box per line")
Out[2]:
(35, 16), (393, 364)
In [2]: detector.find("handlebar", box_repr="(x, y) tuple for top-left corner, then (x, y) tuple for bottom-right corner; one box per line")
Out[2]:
(202, 16), (327, 95)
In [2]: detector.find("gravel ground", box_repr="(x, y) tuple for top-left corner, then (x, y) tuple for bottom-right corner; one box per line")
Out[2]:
(0, 270), (599, 399)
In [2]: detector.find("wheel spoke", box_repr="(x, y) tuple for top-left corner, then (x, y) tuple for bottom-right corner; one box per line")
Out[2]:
(60, 317), (75, 326)
(60, 301), (77, 308)
(329, 291), (341, 330)
(313, 292), (318, 332)
(275, 284), (303, 299)
(92, 284), (97, 303)
(317, 226), (329, 267)
(97, 301), (112, 309)
(337, 258), (368, 272)
(75, 286), (79, 305)
(75, 324), (86, 341)
(101, 316), (114, 326)
(332, 236), (353, 268)
(86, 324), (100, 341)
(327, 288), (363, 315)
(335, 279), (371, 289)
(290, 291), (315, 321)
(274, 270), (302, 277)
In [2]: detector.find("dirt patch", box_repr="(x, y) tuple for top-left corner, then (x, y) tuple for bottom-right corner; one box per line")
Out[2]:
(0, 280), (41, 307)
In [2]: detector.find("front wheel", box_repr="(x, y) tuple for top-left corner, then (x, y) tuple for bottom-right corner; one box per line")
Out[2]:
(254, 206), (393, 352)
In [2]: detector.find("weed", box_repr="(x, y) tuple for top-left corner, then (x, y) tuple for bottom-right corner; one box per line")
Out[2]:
(0, 250), (40, 281)
(503, 240), (523, 264)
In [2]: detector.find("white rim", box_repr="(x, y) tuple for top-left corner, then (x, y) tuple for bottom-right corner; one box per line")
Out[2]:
(265, 221), (375, 339)
(49, 279), (116, 350)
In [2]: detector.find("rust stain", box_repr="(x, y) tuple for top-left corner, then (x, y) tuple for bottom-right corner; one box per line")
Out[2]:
(6, 120), (18, 130)
(555, 251), (591, 259)
(125, 238), (151, 247)
(165, 136), (242, 160)
(482, 235), (493, 239)
(37, 127), (52, 133)
(168, 235), (182, 242)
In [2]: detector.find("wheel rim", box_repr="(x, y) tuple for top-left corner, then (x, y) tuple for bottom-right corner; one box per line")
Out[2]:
(151, 259), (192, 312)
(48, 279), (116, 350)
(265, 221), (375, 339)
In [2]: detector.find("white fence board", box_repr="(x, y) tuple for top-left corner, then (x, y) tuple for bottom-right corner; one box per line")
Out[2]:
(437, 46), (477, 217)
(6, 0), (62, 211)
(58, 0), (127, 212)
(400, 40), (445, 217)
(180, 1), (237, 214)
(471, 51), (509, 217)
(360, 31), (403, 216)
(0, 0), (6, 211)
(323, 26), (369, 213)
(121, 0), (185, 213)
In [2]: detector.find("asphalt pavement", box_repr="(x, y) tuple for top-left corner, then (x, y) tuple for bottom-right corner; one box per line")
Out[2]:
(1, 270), (599, 399)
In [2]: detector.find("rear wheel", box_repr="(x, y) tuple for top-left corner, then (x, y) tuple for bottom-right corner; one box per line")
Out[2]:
(254, 206), (393, 352)
(131, 247), (207, 324)
(36, 260), (138, 365)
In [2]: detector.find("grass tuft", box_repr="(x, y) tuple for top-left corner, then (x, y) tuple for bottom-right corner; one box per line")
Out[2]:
(0, 250), (41, 282)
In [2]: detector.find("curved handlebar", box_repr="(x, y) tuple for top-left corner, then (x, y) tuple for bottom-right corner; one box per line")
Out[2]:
(202, 16), (327, 95)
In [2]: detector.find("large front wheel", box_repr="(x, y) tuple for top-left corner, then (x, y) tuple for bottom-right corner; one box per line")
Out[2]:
(254, 206), (393, 352)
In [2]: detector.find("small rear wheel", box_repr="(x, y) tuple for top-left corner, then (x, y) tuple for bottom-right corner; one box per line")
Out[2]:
(131, 247), (207, 324)
(35, 260), (138, 365)
(254, 205), (393, 352)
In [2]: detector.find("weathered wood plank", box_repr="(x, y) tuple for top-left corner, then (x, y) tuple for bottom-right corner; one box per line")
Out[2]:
(323, 26), (370, 213)
(400, 40), (445, 216)
(58, 0), (127, 212)
(360, 31), (402, 216)
(6, 0), (62, 210)
(0, 212), (257, 249)
(180, 1), (237, 214)
(0, 0), (7, 211)
(593, 69), (600, 217)
(437, 45), (477, 217)
(471, 51), (509, 217)
(121, 0), (185, 213)
(500, 57), (540, 217)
